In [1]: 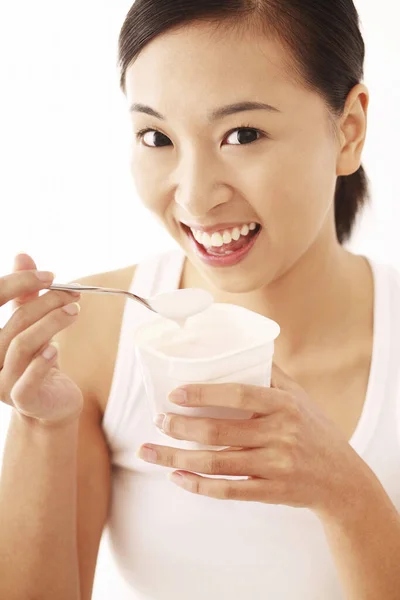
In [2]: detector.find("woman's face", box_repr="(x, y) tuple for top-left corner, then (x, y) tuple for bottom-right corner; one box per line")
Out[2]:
(125, 21), (345, 293)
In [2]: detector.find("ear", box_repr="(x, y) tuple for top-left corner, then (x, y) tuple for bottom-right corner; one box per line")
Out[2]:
(336, 83), (369, 177)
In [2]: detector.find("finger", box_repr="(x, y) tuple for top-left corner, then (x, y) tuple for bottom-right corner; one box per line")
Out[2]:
(0, 301), (81, 404)
(270, 362), (301, 393)
(11, 253), (53, 308)
(136, 444), (259, 476)
(10, 342), (82, 424)
(0, 269), (55, 310)
(168, 471), (279, 503)
(156, 413), (268, 448)
(168, 382), (289, 415)
(9, 343), (60, 413)
(0, 289), (81, 366)
(13, 253), (36, 272)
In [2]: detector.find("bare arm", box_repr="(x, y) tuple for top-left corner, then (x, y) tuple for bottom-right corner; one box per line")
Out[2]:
(0, 394), (111, 600)
(0, 261), (113, 600)
(320, 473), (400, 599)
(0, 414), (81, 600)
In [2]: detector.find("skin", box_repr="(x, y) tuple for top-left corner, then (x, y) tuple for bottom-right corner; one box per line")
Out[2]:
(1, 19), (399, 600)
(123, 20), (377, 510)
(125, 20), (372, 367)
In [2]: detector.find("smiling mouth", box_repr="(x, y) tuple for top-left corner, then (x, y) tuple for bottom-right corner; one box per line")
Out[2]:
(182, 222), (262, 266)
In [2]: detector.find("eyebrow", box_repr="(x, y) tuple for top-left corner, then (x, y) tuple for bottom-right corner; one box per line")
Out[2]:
(129, 101), (281, 122)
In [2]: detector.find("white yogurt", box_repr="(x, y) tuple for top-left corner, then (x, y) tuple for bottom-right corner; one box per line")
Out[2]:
(149, 288), (214, 326)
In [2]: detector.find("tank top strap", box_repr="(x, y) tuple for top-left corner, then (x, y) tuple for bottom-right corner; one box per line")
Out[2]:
(102, 248), (185, 446)
(129, 248), (186, 297)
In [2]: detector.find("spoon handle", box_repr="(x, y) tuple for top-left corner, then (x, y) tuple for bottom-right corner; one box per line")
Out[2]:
(50, 283), (111, 294)
(48, 283), (154, 312)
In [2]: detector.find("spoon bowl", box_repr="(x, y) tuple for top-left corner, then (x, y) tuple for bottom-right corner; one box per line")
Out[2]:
(49, 283), (213, 323)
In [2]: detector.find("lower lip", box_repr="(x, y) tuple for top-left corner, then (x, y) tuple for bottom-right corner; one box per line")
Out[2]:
(185, 227), (262, 267)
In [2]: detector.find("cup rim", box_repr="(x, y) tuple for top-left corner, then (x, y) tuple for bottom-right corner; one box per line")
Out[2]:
(134, 304), (280, 364)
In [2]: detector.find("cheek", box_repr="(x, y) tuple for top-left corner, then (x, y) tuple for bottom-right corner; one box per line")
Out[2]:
(131, 151), (169, 214)
(258, 140), (337, 249)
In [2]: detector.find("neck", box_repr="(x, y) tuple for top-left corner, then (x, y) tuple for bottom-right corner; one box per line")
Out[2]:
(180, 236), (373, 365)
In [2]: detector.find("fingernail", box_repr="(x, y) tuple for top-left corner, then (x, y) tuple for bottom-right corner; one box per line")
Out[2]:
(14, 252), (28, 261)
(41, 344), (58, 360)
(169, 389), (188, 405)
(138, 445), (158, 463)
(154, 413), (166, 431)
(62, 303), (81, 316)
(168, 472), (185, 485)
(36, 271), (55, 282)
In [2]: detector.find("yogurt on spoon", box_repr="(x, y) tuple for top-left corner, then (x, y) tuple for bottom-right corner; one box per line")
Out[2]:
(149, 288), (214, 326)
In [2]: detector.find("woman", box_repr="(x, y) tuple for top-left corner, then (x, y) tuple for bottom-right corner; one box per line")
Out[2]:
(1, 1), (400, 599)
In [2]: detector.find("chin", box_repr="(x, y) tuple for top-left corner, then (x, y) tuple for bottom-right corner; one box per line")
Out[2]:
(205, 267), (274, 295)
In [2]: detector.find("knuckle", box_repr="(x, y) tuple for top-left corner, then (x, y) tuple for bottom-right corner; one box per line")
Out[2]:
(207, 454), (226, 475)
(167, 416), (184, 437)
(194, 385), (204, 406)
(266, 446), (294, 478)
(28, 271), (41, 286)
(222, 484), (242, 500)
(191, 478), (201, 495)
(10, 333), (30, 357)
(245, 418), (262, 438)
(10, 306), (30, 331)
(166, 415), (176, 435)
(204, 421), (223, 446)
(280, 432), (299, 450)
(257, 386), (271, 406)
(46, 307), (61, 326)
(236, 383), (250, 409)
(278, 453), (296, 476)
(164, 452), (178, 469)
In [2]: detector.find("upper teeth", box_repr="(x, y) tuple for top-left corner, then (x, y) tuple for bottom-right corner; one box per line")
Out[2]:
(191, 222), (258, 248)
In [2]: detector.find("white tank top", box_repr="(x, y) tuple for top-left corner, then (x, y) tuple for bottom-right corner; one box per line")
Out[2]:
(102, 249), (400, 600)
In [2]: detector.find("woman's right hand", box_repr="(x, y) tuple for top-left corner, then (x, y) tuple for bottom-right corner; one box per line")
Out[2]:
(0, 253), (84, 426)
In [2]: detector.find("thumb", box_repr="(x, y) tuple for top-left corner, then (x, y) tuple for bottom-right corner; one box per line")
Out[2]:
(13, 253), (37, 273)
(270, 362), (302, 393)
(12, 253), (41, 309)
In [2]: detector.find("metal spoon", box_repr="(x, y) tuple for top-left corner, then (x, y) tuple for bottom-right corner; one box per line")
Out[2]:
(49, 283), (156, 312)
(49, 283), (214, 322)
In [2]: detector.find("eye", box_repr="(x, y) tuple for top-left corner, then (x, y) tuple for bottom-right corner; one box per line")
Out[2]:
(224, 127), (263, 146)
(135, 125), (265, 148)
(136, 128), (172, 148)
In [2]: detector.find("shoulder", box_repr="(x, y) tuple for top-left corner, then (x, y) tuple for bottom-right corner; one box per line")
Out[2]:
(369, 258), (400, 305)
(55, 264), (137, 418)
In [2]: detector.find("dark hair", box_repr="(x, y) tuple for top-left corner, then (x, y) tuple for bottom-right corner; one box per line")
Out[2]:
(118, 0), (370, 244)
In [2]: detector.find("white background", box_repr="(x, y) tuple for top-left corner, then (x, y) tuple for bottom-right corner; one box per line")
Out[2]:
(0, 1), (398, 598)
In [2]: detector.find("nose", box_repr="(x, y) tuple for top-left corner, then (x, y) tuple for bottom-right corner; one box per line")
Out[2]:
(174, 151), (232, 218)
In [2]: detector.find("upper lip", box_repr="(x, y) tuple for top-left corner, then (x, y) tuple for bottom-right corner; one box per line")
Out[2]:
(181, 221), (260, 235)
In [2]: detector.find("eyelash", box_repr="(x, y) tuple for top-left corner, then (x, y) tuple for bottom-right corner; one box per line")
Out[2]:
(134, 124), (268, 147)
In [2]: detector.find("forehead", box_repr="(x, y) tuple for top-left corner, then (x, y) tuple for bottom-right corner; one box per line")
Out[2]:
(128, 23), (292, 96)
(125, 20), (325, 125)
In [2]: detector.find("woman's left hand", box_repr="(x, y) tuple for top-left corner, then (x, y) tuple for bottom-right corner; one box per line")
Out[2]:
(138, 364), (372, 519)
